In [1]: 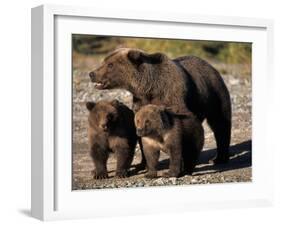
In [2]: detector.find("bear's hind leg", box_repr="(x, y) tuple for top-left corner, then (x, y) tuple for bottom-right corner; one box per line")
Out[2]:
(207, 115), (231, 164)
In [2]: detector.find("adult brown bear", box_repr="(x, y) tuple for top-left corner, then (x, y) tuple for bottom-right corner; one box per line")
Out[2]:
(89, 48), (231, 165)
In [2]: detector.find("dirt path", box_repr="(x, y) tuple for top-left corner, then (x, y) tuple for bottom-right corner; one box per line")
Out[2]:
(72, 60), (252, 190)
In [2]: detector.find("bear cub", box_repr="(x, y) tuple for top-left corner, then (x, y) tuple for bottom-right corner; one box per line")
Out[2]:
(86, 100), (137, 179)
(135, 104), (204, 178)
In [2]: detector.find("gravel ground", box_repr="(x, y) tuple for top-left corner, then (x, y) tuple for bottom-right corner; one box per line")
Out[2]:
(72, 55), (252, 190)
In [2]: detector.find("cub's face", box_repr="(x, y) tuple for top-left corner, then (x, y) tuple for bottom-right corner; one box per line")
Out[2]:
(134, 105), (167, 137)
(86, 101), (119, 132)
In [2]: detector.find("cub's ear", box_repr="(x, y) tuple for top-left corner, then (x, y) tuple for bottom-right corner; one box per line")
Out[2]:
(86, 102), (96, 111)
(160, 107), (173, 127)
(128, 50), (164, 66)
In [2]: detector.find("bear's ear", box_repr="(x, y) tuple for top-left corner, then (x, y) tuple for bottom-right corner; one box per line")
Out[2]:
(127, 50), (144, 66)
(128, 50), (164, 66)
(86, 102), (96, 111)
(146, 52), (164, 64)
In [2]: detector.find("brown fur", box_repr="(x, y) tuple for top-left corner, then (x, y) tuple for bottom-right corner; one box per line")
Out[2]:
(89, 48), (231, 165)
(135, 105), (204, 178)
(86, 100), (137, 179)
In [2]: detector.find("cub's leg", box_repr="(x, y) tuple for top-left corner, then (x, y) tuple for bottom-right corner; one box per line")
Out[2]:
(115, 148), (134, 178)
(163, 143), (182, 178)
(135, 137), (147, 171)
(142, 139), (160, 178)
(162, 129), (182, 178)
(110, 137), (134, 178)
(182, 145), (199, 175)
(90, 143), (109, 179)
(132, 98), (148, 171)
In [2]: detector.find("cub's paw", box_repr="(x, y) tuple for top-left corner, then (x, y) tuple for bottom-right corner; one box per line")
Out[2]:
(145, 171), (157, 179)
(115, 170), (129, 178)
(92, 170), (108, 180)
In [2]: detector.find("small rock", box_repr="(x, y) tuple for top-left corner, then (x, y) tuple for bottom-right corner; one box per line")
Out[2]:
(169, 177), (177, 185)
(137, 182), (144, 187)
(154, 178), (165, 185)
(229, 78), (239, 85)
(191, 178), (197, 183)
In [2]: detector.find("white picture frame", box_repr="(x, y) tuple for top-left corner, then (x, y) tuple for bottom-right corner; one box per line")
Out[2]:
(31, 4), (274, 221)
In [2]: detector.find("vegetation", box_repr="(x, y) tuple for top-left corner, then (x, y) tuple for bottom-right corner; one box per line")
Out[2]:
(72, 34), (251, 75)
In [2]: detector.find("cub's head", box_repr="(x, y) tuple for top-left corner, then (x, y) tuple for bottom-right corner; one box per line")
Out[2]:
(89, 48), (165, 90)
(86, 100), (121, 132)
(134, 104), (172, 137)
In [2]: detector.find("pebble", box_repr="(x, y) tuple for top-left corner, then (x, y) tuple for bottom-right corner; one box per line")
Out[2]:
(137, 182), (144, 187)
(169, 177), (177, 185)
(191, 178), (198, 183)
(154, 178), (165, 185)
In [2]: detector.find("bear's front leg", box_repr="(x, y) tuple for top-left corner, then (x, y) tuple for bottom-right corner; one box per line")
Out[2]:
(90, 143), (109, 179)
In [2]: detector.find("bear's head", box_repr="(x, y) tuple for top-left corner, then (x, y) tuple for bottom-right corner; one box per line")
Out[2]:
(134, 104), (172, 137)
(89, 48), (165, 91)
(86, 100), (121, 132)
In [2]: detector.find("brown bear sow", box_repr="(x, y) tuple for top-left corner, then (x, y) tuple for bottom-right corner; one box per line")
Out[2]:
(89, 48), (231, 164)
(86, 100), (137, 179)
(135, 104), (204, 178)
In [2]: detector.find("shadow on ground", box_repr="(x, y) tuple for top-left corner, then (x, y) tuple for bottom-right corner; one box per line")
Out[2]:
(157, 140), (252, 176)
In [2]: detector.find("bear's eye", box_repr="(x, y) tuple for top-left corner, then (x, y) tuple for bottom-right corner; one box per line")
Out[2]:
(108, 63), (113, 68)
